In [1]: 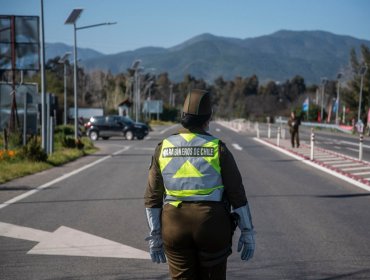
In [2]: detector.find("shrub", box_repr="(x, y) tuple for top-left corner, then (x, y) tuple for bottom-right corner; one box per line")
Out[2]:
(61, 136), (77, 148)
(60, 136), (85, 150)
(19, 136), (48, 162)
(7, 132), (22, 149)
(55, 125), (75, 135)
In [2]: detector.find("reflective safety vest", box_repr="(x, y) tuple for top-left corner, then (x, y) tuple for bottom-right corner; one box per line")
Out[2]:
(159, 133), (224, 203)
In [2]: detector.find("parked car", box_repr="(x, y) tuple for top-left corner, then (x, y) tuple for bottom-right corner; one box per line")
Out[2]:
(84, 115), (149, 141)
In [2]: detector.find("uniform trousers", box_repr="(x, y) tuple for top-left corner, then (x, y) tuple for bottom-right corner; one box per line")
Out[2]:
(162, 201), (232, 280)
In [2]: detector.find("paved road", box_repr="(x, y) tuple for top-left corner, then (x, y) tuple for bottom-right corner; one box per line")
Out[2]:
(1, 123), (370, 279)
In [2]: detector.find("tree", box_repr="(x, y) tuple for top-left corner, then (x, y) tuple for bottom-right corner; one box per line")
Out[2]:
(342, 45), (370, 123)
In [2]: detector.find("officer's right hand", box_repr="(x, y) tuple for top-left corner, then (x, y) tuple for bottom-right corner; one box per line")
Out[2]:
(145, 234), (167, 263)
(237, 230), (255, 261)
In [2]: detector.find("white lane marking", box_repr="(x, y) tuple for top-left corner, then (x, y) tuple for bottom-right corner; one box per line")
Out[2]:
(0, 222), (149, 259)
(0, 146), (131, 211)
(232, 143), (243, 151)
(353, 171), (370, 176)
(254, 138), (370, 192)
(159, 125), (178, 135)
(321, 159), (348, 163)
(342, 166), (370, 171)
(314, 155), (337, 159)
(332, 163), (362, 168)
(215, 128), (221, 132)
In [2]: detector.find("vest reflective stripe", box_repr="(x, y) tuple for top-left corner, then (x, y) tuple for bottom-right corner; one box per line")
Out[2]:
(165, 188), (224, 202)
(159, 133), (224, 202)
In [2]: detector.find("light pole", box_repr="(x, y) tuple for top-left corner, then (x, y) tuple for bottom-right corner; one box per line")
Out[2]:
(131, 60), (142, 122)
(335, 72), (343, 125)
(40, 0), (47, 149)
(320, 77), (328, 122)
(65, 8), (116, 139)
(58, 52), (71, 125)
(145, 80), (154, 119)
(169, 84), (173, 106)
(358, 63), (368, 123)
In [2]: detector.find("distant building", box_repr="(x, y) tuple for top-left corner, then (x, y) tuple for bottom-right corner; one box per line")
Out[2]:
(118, 98), (133, 117)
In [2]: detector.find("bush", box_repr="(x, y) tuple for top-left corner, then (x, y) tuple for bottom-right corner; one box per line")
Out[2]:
(60, 136), (85, 150)
(7, 132), (22, 149)
(61, 136), (77, 148)
(55, 125), (75, 135)
(19, 136), (48, 162)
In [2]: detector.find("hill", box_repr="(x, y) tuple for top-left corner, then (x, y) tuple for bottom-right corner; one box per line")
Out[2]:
(47, 30), (370, 85)
(45, 42), (104, 62)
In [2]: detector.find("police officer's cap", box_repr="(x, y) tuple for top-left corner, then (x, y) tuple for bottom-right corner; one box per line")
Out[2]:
(183, 89), (212, 116)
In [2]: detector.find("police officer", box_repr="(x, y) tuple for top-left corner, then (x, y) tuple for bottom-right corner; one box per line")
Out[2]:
(144, 89), (255, 280)
(288, 111), (301, 148)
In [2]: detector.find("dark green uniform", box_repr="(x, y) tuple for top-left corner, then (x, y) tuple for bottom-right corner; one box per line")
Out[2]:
(288, 114), (301, 148)
(145, 127), (249, 279)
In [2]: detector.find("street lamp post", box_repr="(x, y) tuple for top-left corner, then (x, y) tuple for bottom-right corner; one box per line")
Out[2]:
(358, 63), (368, 123)
(320, 77), (328, 122)
(335, 72), (343, 125)
(65, 8), (116, 139)
(40, 0), (47, 149)
(130, 60), (142, 123)
(58, 52), (71, 125)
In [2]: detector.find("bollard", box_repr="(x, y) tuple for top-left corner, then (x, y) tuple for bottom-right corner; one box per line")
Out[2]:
(359, 133), (363, 161)
(310, 128), (315, 161)
(256, 123), (260, 139)
(277, 126), (281, 147)
(268, 123), (271, 139)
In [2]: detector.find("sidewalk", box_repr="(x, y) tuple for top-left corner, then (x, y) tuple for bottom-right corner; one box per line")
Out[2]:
(256, 137), (370, 192)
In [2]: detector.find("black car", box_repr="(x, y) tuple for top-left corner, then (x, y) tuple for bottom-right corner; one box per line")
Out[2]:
(84, 115), (149, 141)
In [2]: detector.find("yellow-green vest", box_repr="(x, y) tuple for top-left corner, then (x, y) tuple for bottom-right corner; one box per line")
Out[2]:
(159, 133), (224, 203)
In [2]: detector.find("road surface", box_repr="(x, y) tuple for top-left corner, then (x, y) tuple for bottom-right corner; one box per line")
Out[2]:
(1, 123), (370, 279)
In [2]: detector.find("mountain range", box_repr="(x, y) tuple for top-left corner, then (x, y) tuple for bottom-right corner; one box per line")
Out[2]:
(46, 30), (370, 85)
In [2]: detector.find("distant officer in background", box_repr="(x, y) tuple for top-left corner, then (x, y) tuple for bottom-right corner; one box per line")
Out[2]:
(144, 89), (255, 280)
(288, 111), (301, 148)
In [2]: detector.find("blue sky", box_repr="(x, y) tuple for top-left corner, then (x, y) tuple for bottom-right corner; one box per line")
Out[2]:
(2, 0), (370, 55)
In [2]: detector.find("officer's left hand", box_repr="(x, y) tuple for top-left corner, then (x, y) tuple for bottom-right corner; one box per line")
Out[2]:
(237, 230), (255, 261)
(145, 234), (167, 263)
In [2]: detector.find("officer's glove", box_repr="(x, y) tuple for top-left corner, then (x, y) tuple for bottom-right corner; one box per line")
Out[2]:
(234, 204), (255, 261)
(145, 208), (166, 263)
